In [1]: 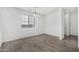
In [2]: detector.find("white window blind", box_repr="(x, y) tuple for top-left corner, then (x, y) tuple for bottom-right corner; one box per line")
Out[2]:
(22, 15), (35, 28)
(22, 15), (29, 25)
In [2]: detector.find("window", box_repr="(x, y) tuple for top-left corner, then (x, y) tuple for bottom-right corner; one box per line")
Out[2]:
(22, 15), (35, 28)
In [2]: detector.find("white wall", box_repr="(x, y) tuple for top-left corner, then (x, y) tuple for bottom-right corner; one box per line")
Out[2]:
(45, 9), (60, 37)
(45, 8), (63, 39)
(0, 12), (3, 46)
(64, 13), (70, 36)
(78, 8), (79, 47)
(70, 12), (78, 36)
(64, 9), (78, 36)
(0, 7), (44, 42)
(0, 15), (1, 44)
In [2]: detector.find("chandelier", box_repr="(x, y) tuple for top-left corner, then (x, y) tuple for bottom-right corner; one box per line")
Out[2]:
(33, 7), (38, 27)
(33, 7), (38, 16)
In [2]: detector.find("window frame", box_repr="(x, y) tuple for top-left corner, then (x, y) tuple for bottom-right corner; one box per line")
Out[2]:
(21, 14), (35, 28)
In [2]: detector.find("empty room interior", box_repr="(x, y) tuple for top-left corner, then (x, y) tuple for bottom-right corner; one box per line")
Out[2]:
(0, 7), (79, 52)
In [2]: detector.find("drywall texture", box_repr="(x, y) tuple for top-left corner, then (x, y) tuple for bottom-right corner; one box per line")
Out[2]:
(0, 16), (1, 42)
(70, 12), (78, 36)
(64, 14), (70, 36)
(45, 8), (63, 39)
(77, 8), (79, 48)
(64, 9), (78, 36)
(0, 7), (44, 42)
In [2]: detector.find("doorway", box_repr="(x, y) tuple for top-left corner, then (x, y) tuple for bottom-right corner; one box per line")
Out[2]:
(63, 8), (78, 40)
(62, 7), (78, 47)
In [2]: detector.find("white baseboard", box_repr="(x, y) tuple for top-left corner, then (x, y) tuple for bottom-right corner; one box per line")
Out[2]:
(3, 33), (44, 43)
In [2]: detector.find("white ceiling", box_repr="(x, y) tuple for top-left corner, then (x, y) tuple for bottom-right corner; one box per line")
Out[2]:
(17, 7), (77, 15)
(17, 7), (59, 15)
(63, 7), (77, 13)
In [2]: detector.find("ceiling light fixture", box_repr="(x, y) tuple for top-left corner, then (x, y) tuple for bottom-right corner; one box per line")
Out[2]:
(33, 7), (38, 27)
(33, 7), (38, 16)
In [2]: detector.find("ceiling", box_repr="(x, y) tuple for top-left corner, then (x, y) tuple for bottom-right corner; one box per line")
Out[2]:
(17, 7), (77, 15)
(63, 7), (77, 14)
(17, 7), (59, 15)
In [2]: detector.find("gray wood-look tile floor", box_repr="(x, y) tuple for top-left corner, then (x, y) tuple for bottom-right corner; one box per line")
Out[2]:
(0, 34), (78, 52)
